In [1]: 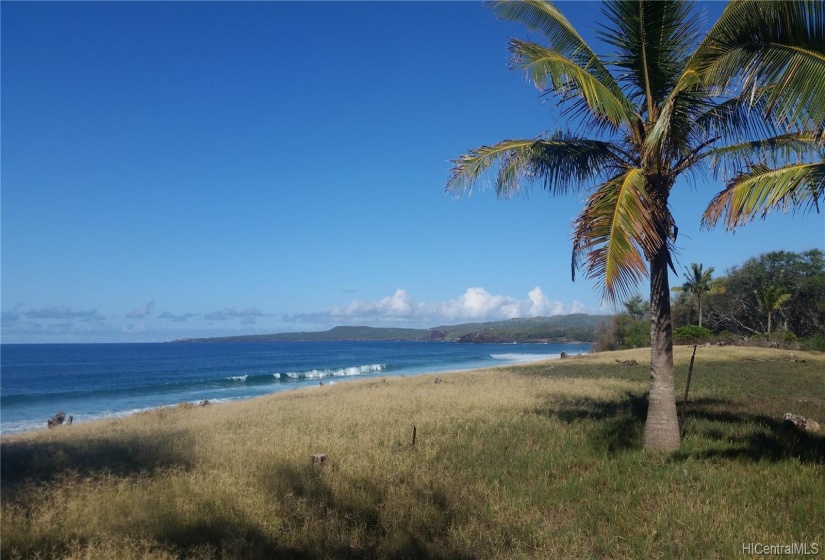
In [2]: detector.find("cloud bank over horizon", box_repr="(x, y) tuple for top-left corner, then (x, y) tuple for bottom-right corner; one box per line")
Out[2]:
(1, 287), (595, 343)
(318, 286), (589, 326)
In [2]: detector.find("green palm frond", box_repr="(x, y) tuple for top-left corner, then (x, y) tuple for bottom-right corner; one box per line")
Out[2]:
(446, 134), (623, 198)
(754, 286), (792, 313)
(692, 90), (779, 144)
(509, 39), (638, 129)
(572, 168), (665, 303)
(644, 70), (702, 157)
(695, 0), (825, 129)
(649, 1), (825, 159)
(681, 263), (715, 295)
(705, 132), (825, 177)
(599, 0), (701, 119)
(702, 162), (825, 230)
(488, 0), (620, 93)
(673, 89), (819, 175)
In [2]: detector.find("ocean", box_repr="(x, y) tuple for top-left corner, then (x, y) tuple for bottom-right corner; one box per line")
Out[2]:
(0, 341), (590, 435)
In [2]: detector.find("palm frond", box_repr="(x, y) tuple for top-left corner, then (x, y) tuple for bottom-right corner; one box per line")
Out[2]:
(509, 39), (638, 129)
(598, 0), (701, 118)
(650, 1), (825, 162)
(704, 132), (825, 178)
(702, 162), (825, 230)
(694, 0), (825, 129)
(681, 263), (715, 294)
(447, 133), (624, 198)
(488, 0), (620, 94)
(572, 168), (666, 303)
(692, 90), (780, 144)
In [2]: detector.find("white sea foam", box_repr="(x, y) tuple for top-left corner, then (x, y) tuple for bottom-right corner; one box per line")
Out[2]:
(227, 375), (248, 382)
(272, 373), (281, 379)
(280, 363), (385, 380)
(490, 353), (560, 364)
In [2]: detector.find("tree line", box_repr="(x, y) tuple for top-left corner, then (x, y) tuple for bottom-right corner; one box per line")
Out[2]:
(597, 249), (825, 351)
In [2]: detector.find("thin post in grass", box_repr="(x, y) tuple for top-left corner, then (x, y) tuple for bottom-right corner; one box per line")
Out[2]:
(412, 425), (417, 446)
(679, 345), (698, 438)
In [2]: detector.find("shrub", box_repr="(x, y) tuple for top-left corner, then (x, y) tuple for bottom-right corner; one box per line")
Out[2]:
(673, 325), (712, 345)
(593, 314), (650, 351)
(715, 330), (737, 345)
(801, 332), (825, 352)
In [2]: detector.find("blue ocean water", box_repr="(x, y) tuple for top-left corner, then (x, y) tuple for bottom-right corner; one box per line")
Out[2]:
(0, 341), (590, 435)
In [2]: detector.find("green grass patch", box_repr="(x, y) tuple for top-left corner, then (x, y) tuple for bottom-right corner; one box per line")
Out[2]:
(2, 346), (823, 559)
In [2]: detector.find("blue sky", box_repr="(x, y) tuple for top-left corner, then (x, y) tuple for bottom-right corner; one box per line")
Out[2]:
(2, 1), (823, 343)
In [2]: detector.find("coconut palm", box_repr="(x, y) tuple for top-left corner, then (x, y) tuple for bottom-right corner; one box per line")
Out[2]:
(754, 285), (792, 334)
(447, 0), (825, 450)
(673, 263), (717, 327)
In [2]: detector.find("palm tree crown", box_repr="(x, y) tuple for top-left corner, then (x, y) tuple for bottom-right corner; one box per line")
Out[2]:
(447, 0), (825, 451)
(448, 0), (824, 302)
(674, 263), (717, 327)
(754, 285), (792, 334)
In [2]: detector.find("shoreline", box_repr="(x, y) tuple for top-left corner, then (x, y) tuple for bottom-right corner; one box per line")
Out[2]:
(1, 353), (572, 441)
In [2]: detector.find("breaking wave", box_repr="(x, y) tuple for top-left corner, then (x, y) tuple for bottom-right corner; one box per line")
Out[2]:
(223, 363), (387, 384)
(490, 353), (561, 364)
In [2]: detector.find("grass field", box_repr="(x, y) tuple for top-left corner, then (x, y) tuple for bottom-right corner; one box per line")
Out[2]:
(2, 346), (823, 559)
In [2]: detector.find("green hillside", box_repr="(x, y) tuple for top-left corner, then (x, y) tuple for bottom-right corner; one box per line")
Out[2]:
(171, 315), (607, 344)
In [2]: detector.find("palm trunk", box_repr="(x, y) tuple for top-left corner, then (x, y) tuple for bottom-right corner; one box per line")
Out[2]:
(643, 244), (681, 451)
(698, 294), (703, 328)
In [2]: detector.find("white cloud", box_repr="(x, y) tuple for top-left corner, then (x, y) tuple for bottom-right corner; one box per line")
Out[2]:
(23, 305), (105, 322)
(328, 286), (587, 325)
(158, 312), (196, 322)
(126, 299), (156, 319)
(333, 289), (414, 318)
(204, 307), (264, 321)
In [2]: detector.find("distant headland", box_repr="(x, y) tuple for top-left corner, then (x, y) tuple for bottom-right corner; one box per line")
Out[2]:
(170, 314), (607, 344)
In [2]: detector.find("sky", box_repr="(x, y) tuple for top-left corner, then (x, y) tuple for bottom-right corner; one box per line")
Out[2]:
(2, 1), (823, 343)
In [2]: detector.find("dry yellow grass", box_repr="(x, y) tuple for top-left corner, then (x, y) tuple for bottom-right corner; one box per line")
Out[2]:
(2, 346), (823, 559)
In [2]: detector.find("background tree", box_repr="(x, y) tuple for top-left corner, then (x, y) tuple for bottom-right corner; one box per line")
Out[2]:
(623, 294), (649, 320)
(672, 263), (718, 327)
(754, 285), (792, 335)
(447, 0), (825, 450)
(703, 249), (825, 337)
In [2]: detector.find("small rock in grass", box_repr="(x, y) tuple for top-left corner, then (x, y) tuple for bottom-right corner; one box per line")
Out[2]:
(784, 413), (821, 433)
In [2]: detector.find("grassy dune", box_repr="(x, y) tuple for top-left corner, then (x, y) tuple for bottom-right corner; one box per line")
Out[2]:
(2, 346), (823, 559)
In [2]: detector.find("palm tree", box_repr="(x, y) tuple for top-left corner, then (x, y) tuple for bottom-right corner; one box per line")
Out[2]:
(754, 285), (792, 334)
(673, 263), (716, 327)
(447, 0), (825, 450)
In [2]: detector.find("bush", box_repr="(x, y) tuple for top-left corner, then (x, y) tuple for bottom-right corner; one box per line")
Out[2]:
(801, 332), (825, 352)
(673, 325), (712, 345)
(593, 314), (650, 351)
